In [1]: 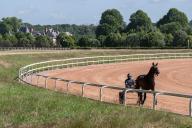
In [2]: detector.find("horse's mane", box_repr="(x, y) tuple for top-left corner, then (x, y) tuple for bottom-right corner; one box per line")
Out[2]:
(146, 66), (155, 78)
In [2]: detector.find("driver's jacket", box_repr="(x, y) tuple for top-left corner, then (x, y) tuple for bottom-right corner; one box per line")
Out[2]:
(125, 78), (135, 88)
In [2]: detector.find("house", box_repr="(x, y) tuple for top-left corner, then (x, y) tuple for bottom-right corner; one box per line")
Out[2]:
(20, 26), (73, 45)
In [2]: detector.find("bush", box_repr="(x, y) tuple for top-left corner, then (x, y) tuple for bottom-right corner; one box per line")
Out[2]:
(139, 31), (165, 47)
(104, 33), (121, 47)
(0, 34), (17, 47)
(125, 33), (140, 47)
(0, 40), (13, 47)
(56, 33), (76, 48)
(16, 32), (35, 47)
(173, 30), (188, 47)
(147, 31), (165, 47)
(78, 36), (100, 47)
(35, 35), (53, 47)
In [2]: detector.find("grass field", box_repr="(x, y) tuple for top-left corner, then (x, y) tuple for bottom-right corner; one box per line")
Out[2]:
(0, 49), (192, 128)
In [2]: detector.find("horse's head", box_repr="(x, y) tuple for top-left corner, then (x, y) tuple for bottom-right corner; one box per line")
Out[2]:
(151, 62), (160, 76)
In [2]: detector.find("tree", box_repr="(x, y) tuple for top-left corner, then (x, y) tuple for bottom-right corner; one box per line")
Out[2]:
(100, 9), (124, 29)
(126, 10), (153, 33)
(157, 8), (188, 28)
(97, 35), (106, 47)
(173, 30), (188, 47)
(96, 9), (124, 37)
(2, 17), (22, 33)
(26, 33), (35, 46)
(164, 33), (174, 47)
(120, 33), (128, 47)
(100, 15), (118, 27)
(56, 33), (75, 47)
(7, 34), (18, 46)
(159, 22), (182, 34)
(187, 35), (192, 48)
(35, 35), (53, 47)
(101, 9), (123, 22)
(0, 22), (11, 34)
(96, 24), (115, 37)
(104, 33), (121, 47)
(190, 20), (192, 26)
(184, 26), (192, 35)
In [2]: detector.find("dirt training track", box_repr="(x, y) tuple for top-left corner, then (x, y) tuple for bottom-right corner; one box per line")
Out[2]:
(34, 59), (192, 116)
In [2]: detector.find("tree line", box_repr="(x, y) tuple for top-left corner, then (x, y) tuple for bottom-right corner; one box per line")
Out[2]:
(0, 17), (96, 47)
(0, 8), (192, 48)
(94, 8), (192, 48)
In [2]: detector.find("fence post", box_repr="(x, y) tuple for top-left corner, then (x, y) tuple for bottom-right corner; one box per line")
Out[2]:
(189, 98), (192, 117)
(37, 76), (40, 86)
(45, 77), (48, 88)
(153, 92), (157, 110)
(25, 73), (28, 82)
(31, 74), (33, 84)
(54, 79), (57, 91)
(100, 86), (106, 101)
(82, 83), (86, 97)
(100, 86), (103, 101)
(66, 81), (71, 93)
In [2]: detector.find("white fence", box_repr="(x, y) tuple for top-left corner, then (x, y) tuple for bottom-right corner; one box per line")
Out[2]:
(0, 47), (71, 51)
(19, 52), (192, 117)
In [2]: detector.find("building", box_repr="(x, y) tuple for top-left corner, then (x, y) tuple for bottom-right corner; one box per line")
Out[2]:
(20, 26), (73, 46)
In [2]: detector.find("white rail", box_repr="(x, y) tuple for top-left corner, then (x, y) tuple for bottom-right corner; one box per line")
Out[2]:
(19, 52), (192, 117)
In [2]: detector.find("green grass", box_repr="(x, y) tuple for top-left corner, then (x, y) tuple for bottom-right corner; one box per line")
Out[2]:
(0, 49), (192, 128)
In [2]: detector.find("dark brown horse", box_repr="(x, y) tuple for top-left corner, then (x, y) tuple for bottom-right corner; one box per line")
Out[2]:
(135, 62), (160, 105)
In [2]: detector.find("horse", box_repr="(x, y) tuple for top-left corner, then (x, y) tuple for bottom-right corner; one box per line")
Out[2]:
(135, 62), (160, 105)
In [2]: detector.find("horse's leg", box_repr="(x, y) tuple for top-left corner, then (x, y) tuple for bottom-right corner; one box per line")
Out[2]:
(142, 92), (146, 105)
(137, 92), (140, 105)
(137, 92), (142, 105)
(152, 89), (158, 105)
(135, 84), (141, 105)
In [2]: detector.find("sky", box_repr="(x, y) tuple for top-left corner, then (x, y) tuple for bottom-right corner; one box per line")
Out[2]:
(0, 0), (191, 25)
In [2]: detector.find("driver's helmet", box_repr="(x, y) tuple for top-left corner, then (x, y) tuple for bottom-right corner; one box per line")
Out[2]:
(127, 73), (132, 79)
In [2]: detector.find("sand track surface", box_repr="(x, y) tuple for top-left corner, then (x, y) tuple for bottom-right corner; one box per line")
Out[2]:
(29, 59), (192, 115)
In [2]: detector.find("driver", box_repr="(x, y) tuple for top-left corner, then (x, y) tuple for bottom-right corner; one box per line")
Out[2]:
(125, 73), (135, 89)
(119, 73), (135, 104)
